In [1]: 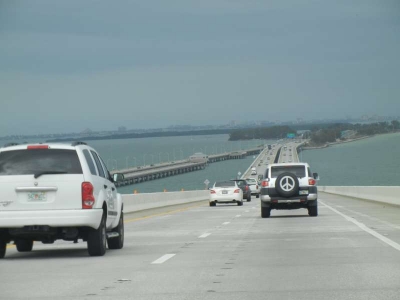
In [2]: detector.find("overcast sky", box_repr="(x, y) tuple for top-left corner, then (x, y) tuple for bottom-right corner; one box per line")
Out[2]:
(1, 0), (399, 136)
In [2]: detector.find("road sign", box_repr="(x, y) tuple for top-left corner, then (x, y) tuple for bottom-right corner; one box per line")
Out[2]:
(204, 179), (210, 185)
(287, 133), (296, 139)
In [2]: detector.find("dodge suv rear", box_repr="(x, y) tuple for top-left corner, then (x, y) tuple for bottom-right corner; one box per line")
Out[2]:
(260, 163), (319, 218)
(0, 142), (125, 258)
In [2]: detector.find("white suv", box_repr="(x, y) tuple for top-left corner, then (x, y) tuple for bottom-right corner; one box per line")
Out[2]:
(259, 163), (319, 218)
(0, 142), (125, 258)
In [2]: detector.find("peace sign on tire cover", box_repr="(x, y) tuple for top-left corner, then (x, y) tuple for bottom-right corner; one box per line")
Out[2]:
(275, 172), (299, 197)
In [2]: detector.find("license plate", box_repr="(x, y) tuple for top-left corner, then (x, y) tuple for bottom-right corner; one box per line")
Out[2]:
(222, 190), (228, 194)
(28, 192), (47, 201)
(299, 190), (308, 195)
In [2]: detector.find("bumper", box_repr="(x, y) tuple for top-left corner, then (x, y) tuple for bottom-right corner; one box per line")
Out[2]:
(210, 195), (242, 203)
(261, 193), (318, 209)
(261, 193), (317, 202)
(0, 209), (103, 230)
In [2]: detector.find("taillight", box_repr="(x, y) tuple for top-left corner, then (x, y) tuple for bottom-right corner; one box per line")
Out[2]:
(256, 185), (258, 189)
(245, 185), (249, 191)
(27, 145), (49, 149)
(234, 189), (240, 193)
(309, 179), (316, 185)
(210, 190), (216, 194)
(82, 182), (95, 209)
(261, 180), (269, 187)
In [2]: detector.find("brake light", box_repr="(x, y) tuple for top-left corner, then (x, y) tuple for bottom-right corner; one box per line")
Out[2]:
(210, 190), (216, 194)
(245, 185), (249, 191)
(308, 179), (316, 185)
(261, 180), (269, 187)
(82, 182), (95, 209)
(256, 185), (258, 189)
(27, 145), (49, 149)
(234, 189), (240, 193)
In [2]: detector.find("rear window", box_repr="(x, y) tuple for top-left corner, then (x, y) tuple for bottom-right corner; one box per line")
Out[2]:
(0, 149), (83, 176)
(271, 166), (306, 178)
(215, 181), (235, 187)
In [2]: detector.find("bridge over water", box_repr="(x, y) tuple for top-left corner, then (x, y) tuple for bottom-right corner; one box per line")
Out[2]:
(4, 140), (400, 300)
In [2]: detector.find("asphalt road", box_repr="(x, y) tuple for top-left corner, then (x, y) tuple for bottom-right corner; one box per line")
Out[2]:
(2, 192), (400, 300)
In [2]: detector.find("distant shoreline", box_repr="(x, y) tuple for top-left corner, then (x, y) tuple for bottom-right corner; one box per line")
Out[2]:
(301, 133), (397, 150)
(302, 135), (372, 150)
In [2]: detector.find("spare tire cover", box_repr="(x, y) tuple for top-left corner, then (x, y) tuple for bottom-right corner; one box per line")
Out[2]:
(275, 172), (299, 198)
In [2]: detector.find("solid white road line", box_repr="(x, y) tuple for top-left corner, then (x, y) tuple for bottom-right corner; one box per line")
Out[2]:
(223, 222), (230, 225)
(320, 201), (400, 252)
(151, 254), (176, 264)
(199, 233), (211, 238)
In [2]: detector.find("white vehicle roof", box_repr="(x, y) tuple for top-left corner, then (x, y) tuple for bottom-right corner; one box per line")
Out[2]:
(0, 142), (91, 152)
(268, 162), (311, 168)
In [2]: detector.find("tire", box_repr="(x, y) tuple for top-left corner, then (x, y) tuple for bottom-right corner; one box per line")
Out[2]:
(275, 172), (299, 198)
(15, 239), (33, 252)
(256, 194), (259, 198)
(308, 205), (318, 217)
(108, 212), (124, 250)
(87, 213), (107, 257)
(261, 206), (271, 218)
(247, 194), (251, 202)
(209, 202), (216, 207)
(237, 201), (243, 206)
(0, 239), (6, 259)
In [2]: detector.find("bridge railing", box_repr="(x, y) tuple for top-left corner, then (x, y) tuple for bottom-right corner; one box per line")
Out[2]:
(319, 186), (400, 206)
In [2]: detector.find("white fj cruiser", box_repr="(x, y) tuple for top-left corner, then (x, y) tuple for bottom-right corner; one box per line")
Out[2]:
(0, 142), (125, 258)
(260, 163), (319, 218)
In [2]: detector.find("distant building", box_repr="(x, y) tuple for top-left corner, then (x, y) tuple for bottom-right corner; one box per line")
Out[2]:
(189, 152), (208, 163)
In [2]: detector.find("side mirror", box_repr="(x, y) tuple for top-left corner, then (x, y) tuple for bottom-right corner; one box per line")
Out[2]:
(113, 173), (125, 182)
(313, 173), (320, 180)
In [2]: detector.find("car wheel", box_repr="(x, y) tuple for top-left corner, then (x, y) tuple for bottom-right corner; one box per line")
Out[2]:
(108, 212), (124, 250)
(87, 213), (107, 256)
(0, 239), (6, 259)
(238, 201), (243, 206)
(261, 206), (271, 218)
(15, 239), (33, 252)
(308, 205), (318, 217)
(256, 194), (259, 198)
(247, 194), (251, 202)
(209, 202), (216, 207)
(275, 172), (299, 198)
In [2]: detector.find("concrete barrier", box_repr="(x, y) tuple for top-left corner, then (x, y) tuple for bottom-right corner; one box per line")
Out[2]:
(319, 186), (400, 206)
(122, 190), (209, 213)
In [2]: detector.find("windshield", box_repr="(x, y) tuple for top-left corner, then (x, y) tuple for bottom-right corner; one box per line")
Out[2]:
(0, 149), (82, 176)
(214, 181), (235, 187)
(271, 166), (306, 178)
(246, 179), (257, 184)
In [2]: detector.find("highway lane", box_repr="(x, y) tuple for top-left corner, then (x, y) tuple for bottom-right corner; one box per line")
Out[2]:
(2, 192), (400, 299)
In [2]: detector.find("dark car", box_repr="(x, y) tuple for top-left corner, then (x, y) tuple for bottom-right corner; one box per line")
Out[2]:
(231, 179), (252, 202)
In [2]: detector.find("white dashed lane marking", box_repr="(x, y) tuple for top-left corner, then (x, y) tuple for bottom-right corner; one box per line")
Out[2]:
(151, 254), (176, 264)
(236, 215), (241, 217)
(223, 222), (230, 225)
(199, 233), (211, 238)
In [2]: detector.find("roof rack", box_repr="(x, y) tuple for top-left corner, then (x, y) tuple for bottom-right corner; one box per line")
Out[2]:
(3, 143), (19, 147)
(71, 141), (87, 146)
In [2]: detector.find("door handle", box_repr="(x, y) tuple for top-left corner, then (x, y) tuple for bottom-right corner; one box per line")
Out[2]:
(104, 185), (108, 189)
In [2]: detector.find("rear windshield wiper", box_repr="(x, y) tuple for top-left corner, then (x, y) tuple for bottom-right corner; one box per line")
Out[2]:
(34, 171), (68, 179)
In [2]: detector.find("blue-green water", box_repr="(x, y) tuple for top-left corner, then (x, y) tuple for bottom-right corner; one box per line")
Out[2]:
(300, 132), (400, 186)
